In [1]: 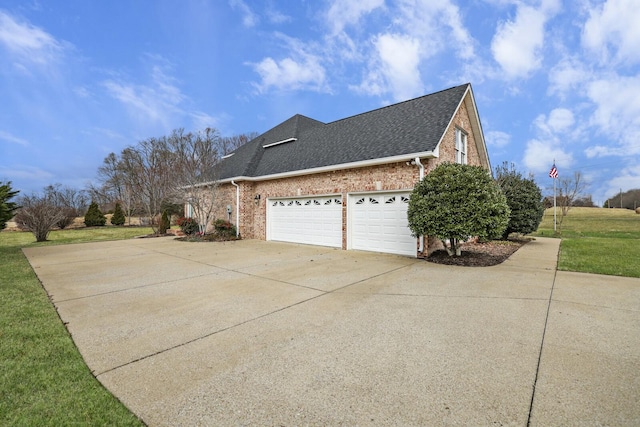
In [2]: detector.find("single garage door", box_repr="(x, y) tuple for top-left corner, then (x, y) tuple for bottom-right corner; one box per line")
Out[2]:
(268, 196), (342, 248)
(349, 192), (416, 256)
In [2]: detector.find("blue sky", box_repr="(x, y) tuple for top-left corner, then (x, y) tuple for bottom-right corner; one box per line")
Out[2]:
(1, 0), (639, 206)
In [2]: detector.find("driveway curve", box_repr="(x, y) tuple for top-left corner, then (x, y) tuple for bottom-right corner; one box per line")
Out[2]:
(24, 237), (640, 426)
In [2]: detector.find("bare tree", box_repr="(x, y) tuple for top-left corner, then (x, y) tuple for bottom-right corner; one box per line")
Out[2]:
(219, 132), (258, 156)
(43, 184), (89, 229)
(90, 128), (255, 234)
(167, 128), (223, 234)
(15, 192), (67, 242)
(554, 171), (587, 230)
(118, 137), (175, 232)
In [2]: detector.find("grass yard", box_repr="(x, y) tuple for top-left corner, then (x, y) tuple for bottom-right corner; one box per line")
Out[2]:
(0, 227), (152, 426)
(532, 207), (640, 278)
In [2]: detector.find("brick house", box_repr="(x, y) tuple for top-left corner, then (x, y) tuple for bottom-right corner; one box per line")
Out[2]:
(193, 83), (490, 257)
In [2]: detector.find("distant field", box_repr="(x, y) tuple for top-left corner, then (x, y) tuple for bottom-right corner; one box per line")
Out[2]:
(532, 207), (640, 278)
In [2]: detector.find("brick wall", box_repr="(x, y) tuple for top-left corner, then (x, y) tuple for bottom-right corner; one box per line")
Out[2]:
(204, 93), (487, 256)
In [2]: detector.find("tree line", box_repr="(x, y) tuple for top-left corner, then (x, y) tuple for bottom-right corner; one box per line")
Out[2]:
(0, 128), (257, 241)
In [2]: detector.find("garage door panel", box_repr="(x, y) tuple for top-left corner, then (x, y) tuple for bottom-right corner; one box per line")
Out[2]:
(268, 196), (342, 248)
(350, 192), (416, 256)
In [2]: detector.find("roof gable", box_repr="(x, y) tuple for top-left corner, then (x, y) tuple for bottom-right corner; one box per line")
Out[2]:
(218, 84), (478, 181)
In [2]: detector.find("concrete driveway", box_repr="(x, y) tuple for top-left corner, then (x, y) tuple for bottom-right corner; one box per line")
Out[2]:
(24, 237), (640, 426)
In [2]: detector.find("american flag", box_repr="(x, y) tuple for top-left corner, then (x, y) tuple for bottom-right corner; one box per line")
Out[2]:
(549, 164), (558, 179)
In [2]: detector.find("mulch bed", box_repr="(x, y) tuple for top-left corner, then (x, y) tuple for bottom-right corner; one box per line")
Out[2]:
(426, 239), (530, 267)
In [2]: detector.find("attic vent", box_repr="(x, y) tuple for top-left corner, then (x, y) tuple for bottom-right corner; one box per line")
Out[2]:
(221, 153), (234, 159)
(262, 137), (297, 148)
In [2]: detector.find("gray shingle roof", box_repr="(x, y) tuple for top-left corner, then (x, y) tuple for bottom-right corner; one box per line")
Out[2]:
(217, 83), (470, 180)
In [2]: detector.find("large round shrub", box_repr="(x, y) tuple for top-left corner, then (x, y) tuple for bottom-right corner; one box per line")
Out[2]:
(408, 162), (510, 256)
(495, 162), (544, 238)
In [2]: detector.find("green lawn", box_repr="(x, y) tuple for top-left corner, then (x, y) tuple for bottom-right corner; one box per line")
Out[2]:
(532, 207), (640, 278)
(0, 227), (152, 426)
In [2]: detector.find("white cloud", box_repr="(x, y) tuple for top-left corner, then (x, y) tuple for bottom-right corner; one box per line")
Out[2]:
(0, 130), (29, 146)
(190, 111), (223, 131)
(584, 145), (626, 158)
(602, 165), (640, 200)
(485, 130), (511, 148)
(548, 56), (591, 96)
(251, 55), (327, 94)
(523, 139), (572, 173)
(397, 0), (475, 60)
(351, 32), (424, 101)
(586, 74), (640, 155)
(266, 5), (291, 24)
(326, 0), (384, 35)
(102, 61), (186, 128)
(229, 0), (259, 27)
(532, 108), (577, 144)
(249, 34), (328, 94)
(374, 33), (423, 101)
(582, 0), (640, 66)
(547, 108), (574, 133)
(0, 10), (65, 66)
(490, 1), (559, 79)
(0, 164), (54, 182)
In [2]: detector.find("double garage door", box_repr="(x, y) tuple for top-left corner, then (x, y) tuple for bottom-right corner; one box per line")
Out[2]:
(267, 192), (416, 256)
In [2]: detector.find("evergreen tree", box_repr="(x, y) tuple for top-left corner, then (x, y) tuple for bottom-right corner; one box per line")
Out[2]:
(84, 201), (106, 227)
(0, 181), (20, 230)
(158, 210), (170, 234)
(110, 202), (126, 226)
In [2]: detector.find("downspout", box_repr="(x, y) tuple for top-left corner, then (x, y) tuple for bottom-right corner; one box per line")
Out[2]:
(414, 157), (425, 254)
(231, 180), (240, 238)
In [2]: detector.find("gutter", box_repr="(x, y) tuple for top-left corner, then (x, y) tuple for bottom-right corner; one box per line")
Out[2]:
(216, 150), (438, 185)
(231, 180), (240, 237)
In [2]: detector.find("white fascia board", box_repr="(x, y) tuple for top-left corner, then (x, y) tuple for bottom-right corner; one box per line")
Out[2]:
(464, 86), (491, 171)
(262, 137), (297, 148)
(221, 153), (234, 159)
(433, 84), (467, 159)
(218, 150), (437, 184)
(433, 84), (490, 171)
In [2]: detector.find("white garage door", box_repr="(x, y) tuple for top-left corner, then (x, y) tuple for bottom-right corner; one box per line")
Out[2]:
(349, 192), (416, 256)
(268, 196), (342, 248)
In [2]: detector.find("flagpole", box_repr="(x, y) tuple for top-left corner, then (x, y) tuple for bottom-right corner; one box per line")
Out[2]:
(553, 174), (556, 232)
(549, 161), (558, 232)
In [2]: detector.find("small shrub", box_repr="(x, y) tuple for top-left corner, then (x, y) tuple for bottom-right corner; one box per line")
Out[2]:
(214, 219), (237, 238)
(110, 203), (126, 226)
(177, 217), (199, 235)
(56, 207), (77, 229)
(84, 201), (106, 227)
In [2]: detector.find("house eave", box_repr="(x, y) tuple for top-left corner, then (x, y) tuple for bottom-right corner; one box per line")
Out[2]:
(218, 150), (438, 184)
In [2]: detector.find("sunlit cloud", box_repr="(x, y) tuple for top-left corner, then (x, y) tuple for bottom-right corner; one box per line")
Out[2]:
(0, 10), (65, 66)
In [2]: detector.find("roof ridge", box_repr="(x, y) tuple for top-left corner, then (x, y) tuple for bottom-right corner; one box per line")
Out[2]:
(326, 83), (470, 125)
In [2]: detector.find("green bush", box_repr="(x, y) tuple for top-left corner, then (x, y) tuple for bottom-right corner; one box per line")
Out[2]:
(84, 201), (106, 227)
(495, 162), (544, 238)
(177, 217), (199, 235)
(110, 203), (126, 226)
(214, 219), (237, 238)
(408, 162), (510, 256)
